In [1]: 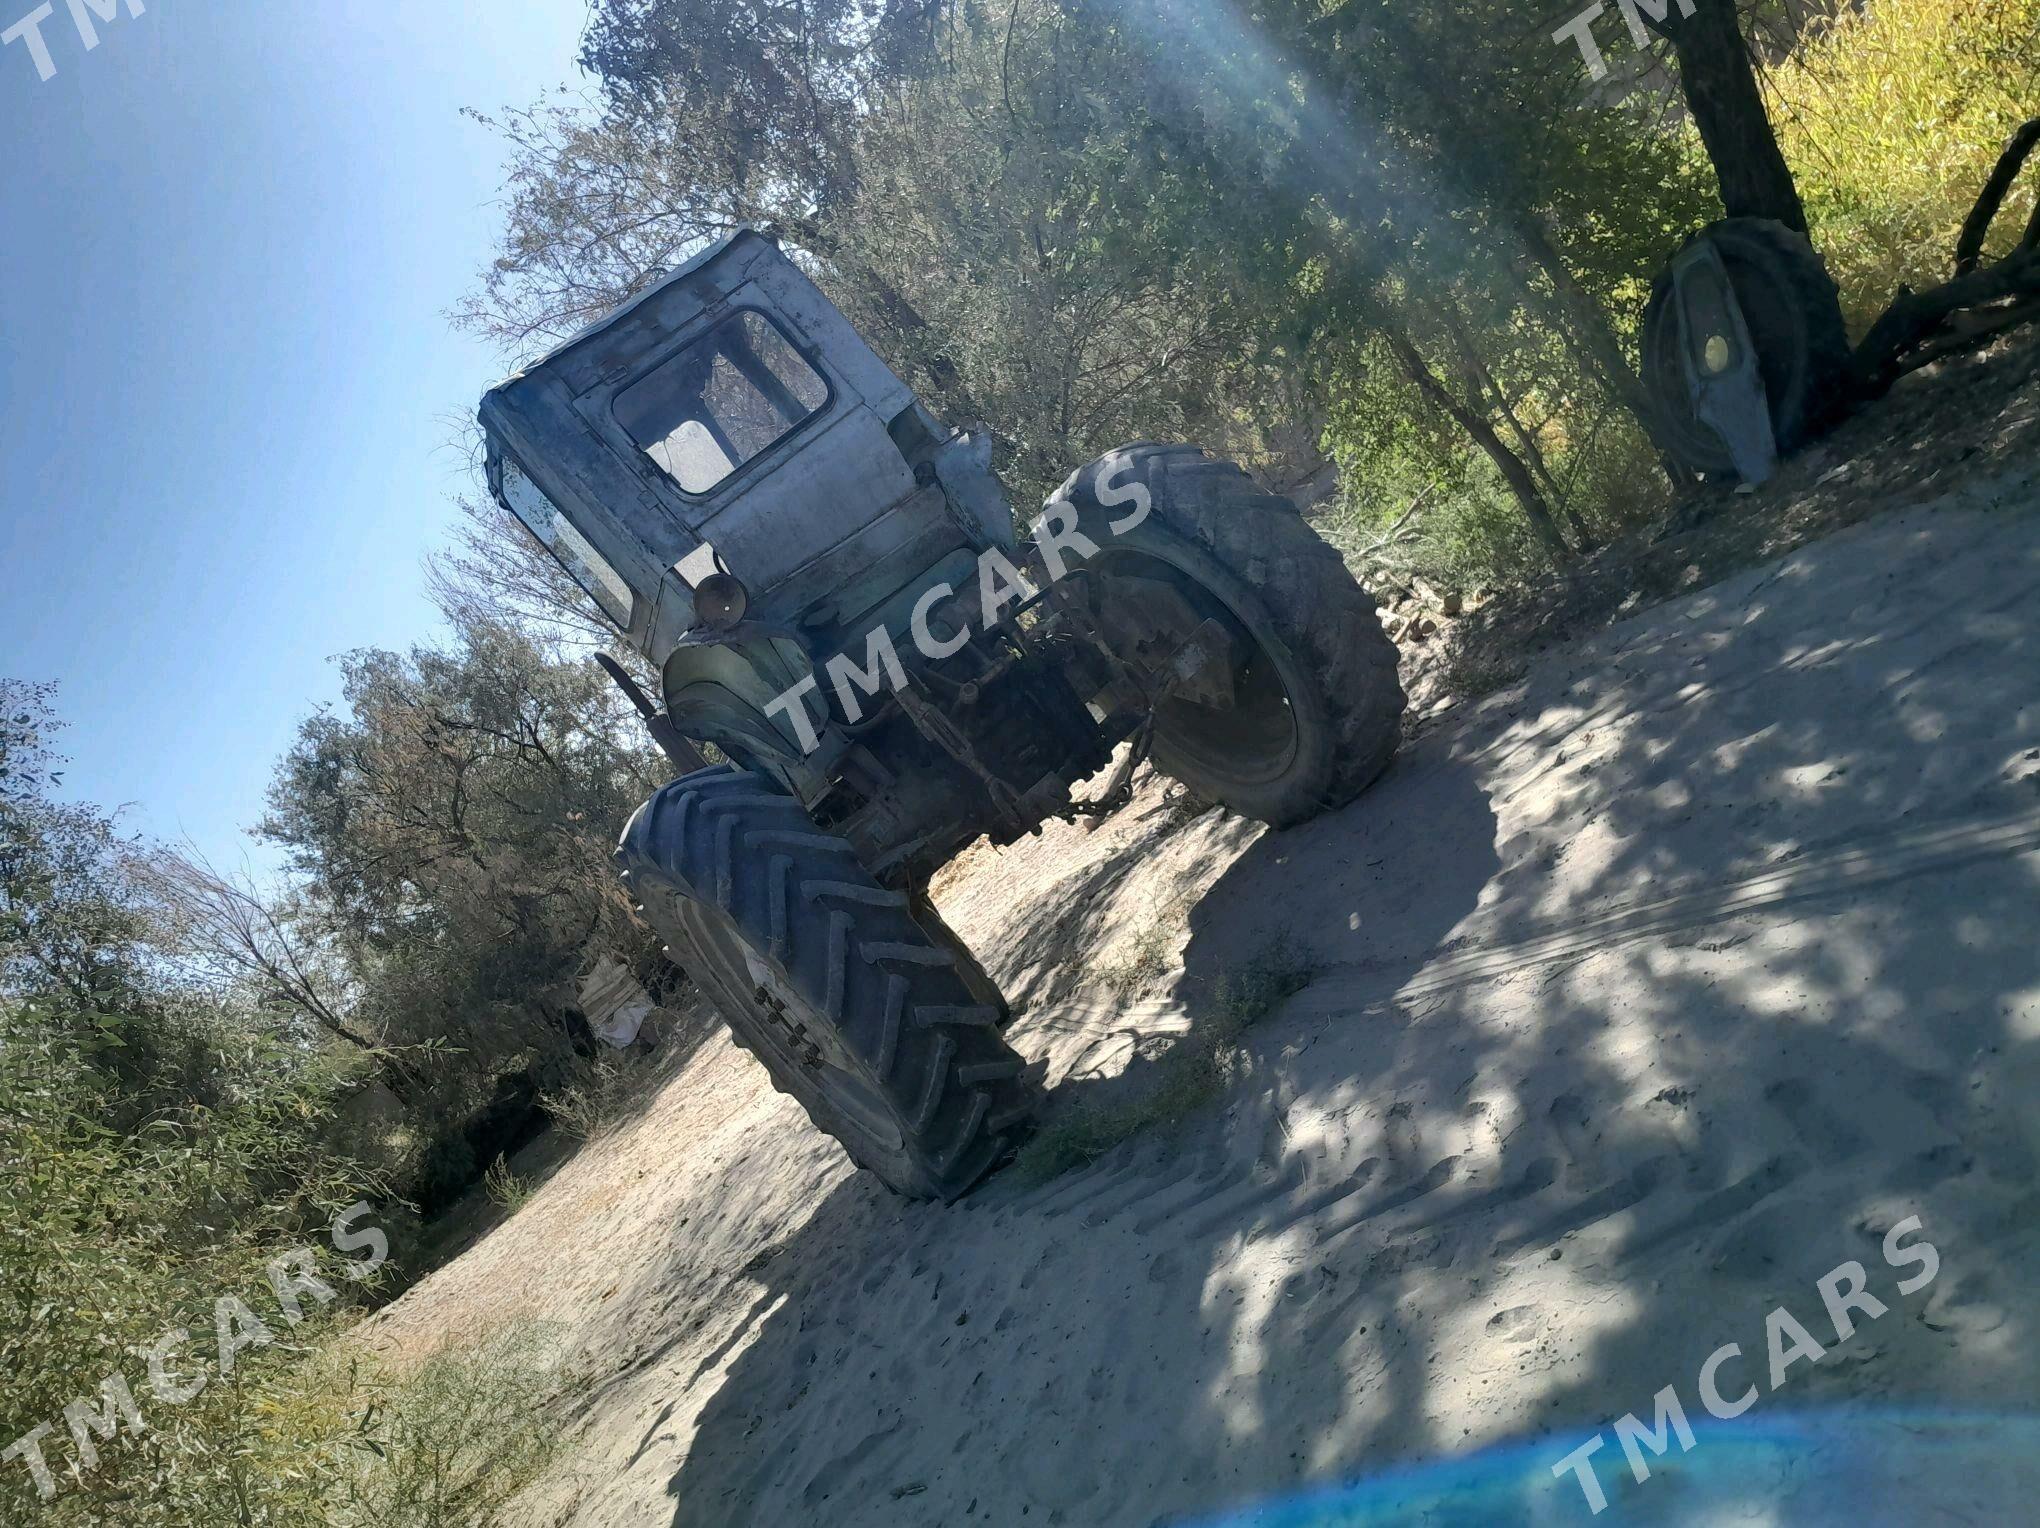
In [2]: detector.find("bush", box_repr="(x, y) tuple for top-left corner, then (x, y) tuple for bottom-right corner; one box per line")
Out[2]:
(0, 1002), (382, 1524)
(1770, 0), (2040, 332)
(538, 1056), (636, 1142)
(2, 682), (388, 1523)
(330, 1326), (566, 1528)
(0, 1002), (564, 1525)
(480, 1155), (530, 1212)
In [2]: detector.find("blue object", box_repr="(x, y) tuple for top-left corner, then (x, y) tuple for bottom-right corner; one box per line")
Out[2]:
(1175, 1411), (2040, 1526)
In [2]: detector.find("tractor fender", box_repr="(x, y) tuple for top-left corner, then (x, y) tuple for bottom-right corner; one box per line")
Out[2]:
(661, 633), (832, 780)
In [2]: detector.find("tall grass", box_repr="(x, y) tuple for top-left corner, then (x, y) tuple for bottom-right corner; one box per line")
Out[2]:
(330, 1327), (567, 1528)
(1769, 0), (2040, 332)
(538, 1056), (636, 1142)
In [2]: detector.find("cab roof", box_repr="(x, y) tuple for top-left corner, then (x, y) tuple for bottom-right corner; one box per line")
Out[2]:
(484, 227), (772, 397)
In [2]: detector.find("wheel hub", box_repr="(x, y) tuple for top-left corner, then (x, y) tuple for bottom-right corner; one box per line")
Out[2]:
(1087, 547), (1301, 790)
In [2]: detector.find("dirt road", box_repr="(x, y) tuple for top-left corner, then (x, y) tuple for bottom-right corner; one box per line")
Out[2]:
(358, 477), (2040, 1525)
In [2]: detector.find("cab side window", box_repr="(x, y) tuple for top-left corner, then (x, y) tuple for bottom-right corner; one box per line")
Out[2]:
(498, 457), (634, 627)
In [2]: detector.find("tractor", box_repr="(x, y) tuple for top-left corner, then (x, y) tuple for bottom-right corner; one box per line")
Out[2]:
(477, 229), (1405, 1198)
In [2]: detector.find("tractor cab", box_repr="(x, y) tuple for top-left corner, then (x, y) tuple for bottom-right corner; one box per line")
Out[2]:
(478, 229), (1012, 678)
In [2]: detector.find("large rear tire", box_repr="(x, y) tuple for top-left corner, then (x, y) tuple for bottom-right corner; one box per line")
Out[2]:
(1046, 444), (1405, 828)
(617, 767), (1037, 1199)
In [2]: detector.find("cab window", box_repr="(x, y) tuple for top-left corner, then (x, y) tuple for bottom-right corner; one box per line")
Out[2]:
(498, 457), (634, 626)
(614, 310), (828, 495)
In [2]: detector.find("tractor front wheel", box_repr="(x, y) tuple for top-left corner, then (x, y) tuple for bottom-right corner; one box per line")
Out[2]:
(617, 767), (1037, 1199)
(1045, 444), (1405, 829)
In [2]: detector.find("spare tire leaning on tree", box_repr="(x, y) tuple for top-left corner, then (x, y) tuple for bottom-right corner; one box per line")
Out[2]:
(1641, 217), (1855, 480)
(1041, 443), (1407, 829)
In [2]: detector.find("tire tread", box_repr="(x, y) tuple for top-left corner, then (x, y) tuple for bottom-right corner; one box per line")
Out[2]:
(618, 767), (1036, 1199)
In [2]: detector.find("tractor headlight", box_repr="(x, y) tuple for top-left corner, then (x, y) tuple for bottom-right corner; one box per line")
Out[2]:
(693, 572), (750, 632)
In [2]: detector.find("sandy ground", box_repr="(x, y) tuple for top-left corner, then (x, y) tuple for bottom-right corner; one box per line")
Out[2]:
(357, 452), (2040, 1524)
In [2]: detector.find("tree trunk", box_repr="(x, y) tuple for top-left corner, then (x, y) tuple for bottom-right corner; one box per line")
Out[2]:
(1322, 9), (1664, 458)
(1649, 0), (1809, 232)
(1443, 309), (1599, 553)
(1381, 324), (1574, 563)
(1443, 307), (1556, 493)
(1508, 218), (1659, 437)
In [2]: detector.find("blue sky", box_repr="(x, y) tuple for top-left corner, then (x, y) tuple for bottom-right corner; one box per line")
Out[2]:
(0, 0), (592, 871)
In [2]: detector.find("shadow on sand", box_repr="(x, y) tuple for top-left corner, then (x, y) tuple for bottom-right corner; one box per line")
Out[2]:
(654, 507), (2040, 1525)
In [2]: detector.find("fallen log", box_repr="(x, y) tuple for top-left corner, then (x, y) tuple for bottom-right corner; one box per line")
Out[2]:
(1855, 247), (2040, 398)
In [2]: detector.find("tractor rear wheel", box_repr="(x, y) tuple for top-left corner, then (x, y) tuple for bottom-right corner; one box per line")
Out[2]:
(1045, 444), (1405, 828)
(617, 766), (1037, 1199)
(1642, 217), (1853, 478)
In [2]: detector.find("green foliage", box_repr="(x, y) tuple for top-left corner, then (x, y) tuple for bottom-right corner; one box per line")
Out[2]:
(0, 1032), (566, 1523)
(1769, 0), (2040, 332)
(503, 0), (1703, 581)
(1092, 907), (1182, 1004)
(258, 618), (669, 1193)
(1, 683), (576, 1524)
(821, 0), (1322, 505)
(1210, 932), (1317, 1029)
(480, 1156), (530, 1213)
(2, 688), (158, 1038)
(0, 683), (380, 1522)
(1012, 1041), (1232, 1185)
(537, 1055), (636, 1143)
(330, 1326), (566, 1528)
(487, 0), (2034, 600)
(0, 1003), (378, 1524)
